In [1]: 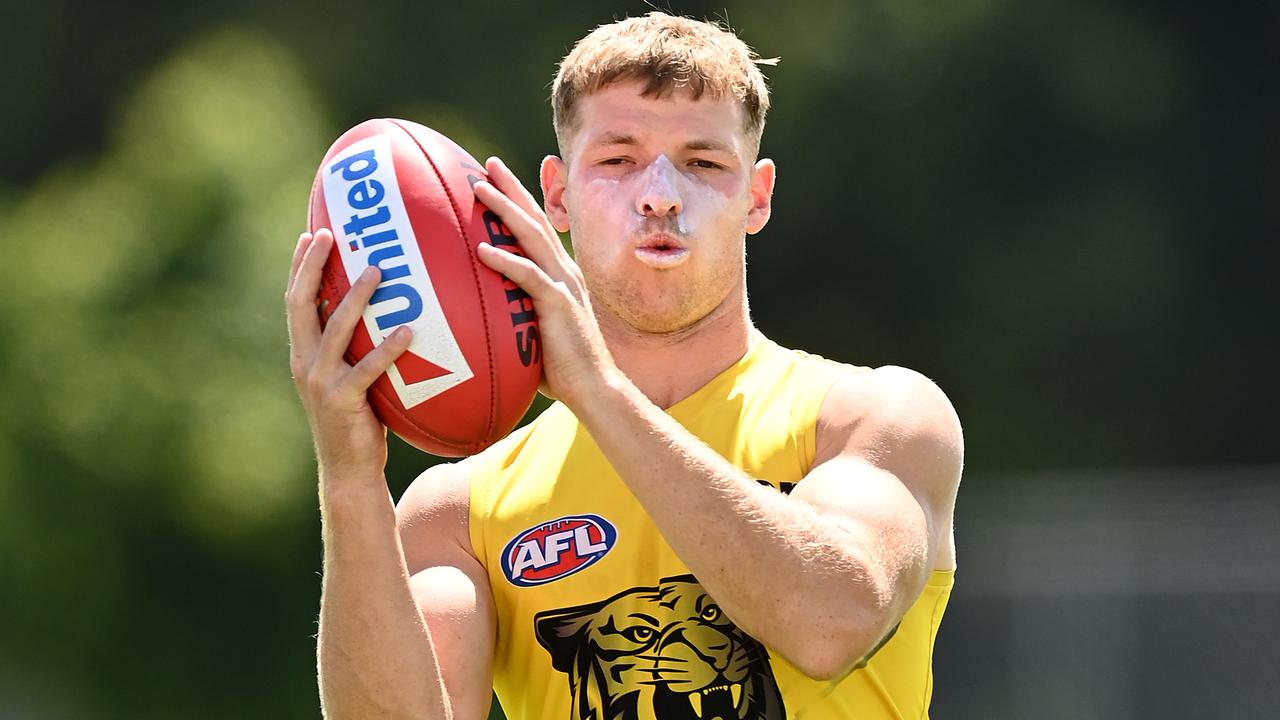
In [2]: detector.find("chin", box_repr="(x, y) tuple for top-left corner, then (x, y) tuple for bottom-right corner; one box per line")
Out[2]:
(615, 295), (729, 336)
(625, 315), (696, 335)
(598, 296), (692, 335)
(588, 266), (740, 336)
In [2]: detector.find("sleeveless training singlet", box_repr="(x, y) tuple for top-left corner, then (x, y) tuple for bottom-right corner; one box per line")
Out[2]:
(468, 332), (954, 719)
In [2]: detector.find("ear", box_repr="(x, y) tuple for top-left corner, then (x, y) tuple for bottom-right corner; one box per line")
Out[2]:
(535, 603), (599, 673)
(745, 158), (776, 235)
(540, 155), (571, 233)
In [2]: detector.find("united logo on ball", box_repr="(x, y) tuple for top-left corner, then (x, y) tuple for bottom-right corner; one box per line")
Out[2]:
(307, 119), (541, 456)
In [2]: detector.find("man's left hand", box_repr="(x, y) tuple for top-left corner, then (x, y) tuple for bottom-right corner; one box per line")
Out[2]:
(472, 157), (618, 407)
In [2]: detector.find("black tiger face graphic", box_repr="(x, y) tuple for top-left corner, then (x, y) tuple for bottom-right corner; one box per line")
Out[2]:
(534, 575), (786, 720)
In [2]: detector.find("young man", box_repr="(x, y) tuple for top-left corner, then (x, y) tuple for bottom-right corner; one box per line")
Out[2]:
(286, 12), (963, 720)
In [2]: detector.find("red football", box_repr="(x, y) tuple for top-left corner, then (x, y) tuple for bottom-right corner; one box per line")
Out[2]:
(307, 118), (541, 456)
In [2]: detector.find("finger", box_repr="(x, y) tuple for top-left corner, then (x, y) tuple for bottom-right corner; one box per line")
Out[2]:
(484, 157), (559, 239)
(473, 180), (571, 281)
(286, 231), (311, 297)
(346, 325), (414, 392)
(476, 242), (566, 305)
(285, 229), (334, 358)
(317, 264), (383, 371)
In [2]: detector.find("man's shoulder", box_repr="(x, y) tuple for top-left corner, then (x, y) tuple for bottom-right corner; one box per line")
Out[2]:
(813, 364), (964, 498)
(395, 404), (568, 567)
(397, 460), (471, 529)
(394, 458), (477, 570)
(818, 365), (960, 443)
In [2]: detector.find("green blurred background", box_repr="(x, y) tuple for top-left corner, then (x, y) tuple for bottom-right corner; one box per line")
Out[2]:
(1, 1), (1276, 718)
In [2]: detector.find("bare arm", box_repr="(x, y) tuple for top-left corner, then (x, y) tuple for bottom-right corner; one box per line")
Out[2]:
(317, 470), (450, 719)
(396, 461), (497, 720)
(568, 365), (962, 680)
(469, 160), (962, 681)
(287, 228), (488, 718)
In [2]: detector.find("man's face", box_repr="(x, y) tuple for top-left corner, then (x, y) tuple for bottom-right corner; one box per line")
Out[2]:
(542, 80), (775, 335)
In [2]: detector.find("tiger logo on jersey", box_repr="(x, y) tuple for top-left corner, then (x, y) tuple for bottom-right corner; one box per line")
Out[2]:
(534, 574), (785, 720)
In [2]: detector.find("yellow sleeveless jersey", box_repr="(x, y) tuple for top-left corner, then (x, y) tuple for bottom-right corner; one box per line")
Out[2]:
(468, 332), (954, 720)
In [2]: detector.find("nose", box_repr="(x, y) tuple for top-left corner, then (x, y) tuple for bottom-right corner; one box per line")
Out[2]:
(635, 156), (683, 218)
(662, 625), (733, 673)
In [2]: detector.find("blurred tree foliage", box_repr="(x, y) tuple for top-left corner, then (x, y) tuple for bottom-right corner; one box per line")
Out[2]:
(0, 29), (337, 718)
(0, 0), (1274, 717)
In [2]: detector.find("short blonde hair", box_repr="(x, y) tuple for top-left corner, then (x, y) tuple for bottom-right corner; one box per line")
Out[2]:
(551, 12), (776, 155)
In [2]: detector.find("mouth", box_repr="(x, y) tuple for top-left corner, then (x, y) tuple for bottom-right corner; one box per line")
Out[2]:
(653, 680), (746, 720)
(686, 682), (744, 718)
(634, 234), (689, 269)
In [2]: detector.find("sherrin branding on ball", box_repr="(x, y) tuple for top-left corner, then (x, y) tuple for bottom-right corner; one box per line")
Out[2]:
(307, 118), (541, 456)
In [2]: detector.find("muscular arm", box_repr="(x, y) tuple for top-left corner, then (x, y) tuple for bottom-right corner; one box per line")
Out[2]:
(317, 471), (452, 718)
(571, 364), (962, 680)
(316, 436), (494, 720)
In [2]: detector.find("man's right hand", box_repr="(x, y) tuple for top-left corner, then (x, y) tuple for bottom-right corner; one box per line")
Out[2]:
(285, 228), (414, 489)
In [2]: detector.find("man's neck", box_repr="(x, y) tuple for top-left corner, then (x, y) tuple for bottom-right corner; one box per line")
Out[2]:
(597, 290), (753, 410)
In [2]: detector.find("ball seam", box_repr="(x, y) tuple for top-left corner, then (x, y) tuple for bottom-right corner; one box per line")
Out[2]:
(386, 118), (499, 446)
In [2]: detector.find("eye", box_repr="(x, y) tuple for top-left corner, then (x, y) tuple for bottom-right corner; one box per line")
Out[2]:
(689, 159), (723, 170)
(700, 605), (721, 622)
(599, 157), (630, 166)
(622, 626), (655, 643)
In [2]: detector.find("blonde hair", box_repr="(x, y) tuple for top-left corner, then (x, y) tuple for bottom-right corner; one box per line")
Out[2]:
(551, 12), (777, 155)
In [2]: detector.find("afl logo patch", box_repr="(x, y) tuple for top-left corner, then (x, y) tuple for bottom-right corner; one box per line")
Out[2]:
(501, 515), (618, 587)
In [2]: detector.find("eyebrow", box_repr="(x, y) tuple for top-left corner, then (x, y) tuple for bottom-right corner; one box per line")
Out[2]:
(683, 138), (735, 154)
(592, 132), (640, 147)
(590, 132), (735, 154)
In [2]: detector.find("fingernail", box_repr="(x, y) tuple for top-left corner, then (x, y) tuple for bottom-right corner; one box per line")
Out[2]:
(363, 265), (381, 280)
